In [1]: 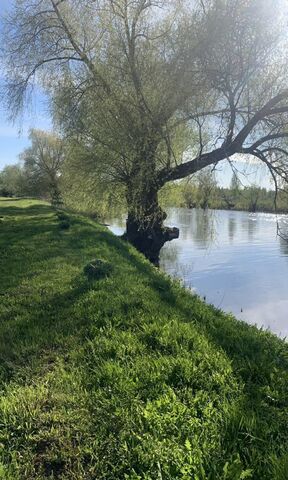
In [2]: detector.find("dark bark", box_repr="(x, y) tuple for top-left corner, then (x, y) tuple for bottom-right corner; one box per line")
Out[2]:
(126, 213), (179, 265)
(50, 178), (62, 208)
(125, 183), (179, 265)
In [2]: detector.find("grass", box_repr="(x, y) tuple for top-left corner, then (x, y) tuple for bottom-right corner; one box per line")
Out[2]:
(0, 197), (287, 479)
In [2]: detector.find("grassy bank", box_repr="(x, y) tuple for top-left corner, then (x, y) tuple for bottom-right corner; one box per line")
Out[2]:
(0, 198), (287, 479)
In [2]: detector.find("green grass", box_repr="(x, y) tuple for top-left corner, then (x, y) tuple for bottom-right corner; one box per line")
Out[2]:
(0, 198), (287, 479)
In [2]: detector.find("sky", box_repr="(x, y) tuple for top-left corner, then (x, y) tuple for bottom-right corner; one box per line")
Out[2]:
(0, 0), (273, 189)
(0, 94), (52, 169)
(0, 0), (52, 170)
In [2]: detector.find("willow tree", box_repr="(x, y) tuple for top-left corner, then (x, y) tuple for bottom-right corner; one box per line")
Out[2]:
(2, 0), (288, 262)
(20, 129), (65, 205)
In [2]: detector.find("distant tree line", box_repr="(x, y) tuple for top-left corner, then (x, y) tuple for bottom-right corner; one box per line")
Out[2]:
(160, 170), (288, 213)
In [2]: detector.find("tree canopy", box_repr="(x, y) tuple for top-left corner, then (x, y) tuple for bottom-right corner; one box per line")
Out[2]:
(0, 164), (24, 197)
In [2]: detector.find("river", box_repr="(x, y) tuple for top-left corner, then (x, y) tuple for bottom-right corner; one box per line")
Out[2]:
(109, 208), (288, 338)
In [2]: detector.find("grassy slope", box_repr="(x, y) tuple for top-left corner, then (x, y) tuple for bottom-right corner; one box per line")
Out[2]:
(0, 198), (287, 480)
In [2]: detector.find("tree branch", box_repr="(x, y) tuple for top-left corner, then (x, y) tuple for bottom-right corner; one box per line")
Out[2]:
(233, 88), (288, 148)
(50, 0), (111, 93)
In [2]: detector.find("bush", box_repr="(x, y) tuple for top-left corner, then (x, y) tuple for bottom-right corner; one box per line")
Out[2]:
(56, 211), (70, 221)
(59, 220), (70, 230)
(83, 258), (113, 280)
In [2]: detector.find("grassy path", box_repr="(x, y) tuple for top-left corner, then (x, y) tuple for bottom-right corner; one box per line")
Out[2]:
(0, 198), (287, 479)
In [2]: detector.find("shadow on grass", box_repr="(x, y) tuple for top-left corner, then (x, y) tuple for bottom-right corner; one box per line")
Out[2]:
(0, 197), (27, 202)
(0, 203), (52, 217)
(0, 273), (94, 384)
(0, 209), (177, 386)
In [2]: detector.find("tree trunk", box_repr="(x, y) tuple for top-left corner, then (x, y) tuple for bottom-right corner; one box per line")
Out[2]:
(125, 182), (179, 265)
(49, 176), (63, 208)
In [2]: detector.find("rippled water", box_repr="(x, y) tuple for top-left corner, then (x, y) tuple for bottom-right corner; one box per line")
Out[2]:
(109, 208), (288, 338)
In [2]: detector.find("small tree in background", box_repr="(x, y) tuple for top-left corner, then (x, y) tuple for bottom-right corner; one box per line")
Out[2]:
(243, 185), (260, 213)
(182, 181), (198, 209)
(20, 129), (65, 206)
(195, 168), (218, 210)
(227, 171), (241, 207)
(0, 164), (25, 197)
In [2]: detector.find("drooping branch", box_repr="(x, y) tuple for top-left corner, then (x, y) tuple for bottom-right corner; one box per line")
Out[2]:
(50, 0), (112, 93)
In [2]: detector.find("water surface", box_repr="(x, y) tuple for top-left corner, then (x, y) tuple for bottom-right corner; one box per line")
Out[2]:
(109, 209), (288, 338)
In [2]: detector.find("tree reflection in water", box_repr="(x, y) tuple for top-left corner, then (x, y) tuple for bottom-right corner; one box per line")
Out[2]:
(228, 217), (237, 242)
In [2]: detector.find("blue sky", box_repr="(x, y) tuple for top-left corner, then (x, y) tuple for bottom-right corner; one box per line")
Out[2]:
(0, 0), (272, 189)
(0, 0), (52, 170)
(0, 93), (52, 169)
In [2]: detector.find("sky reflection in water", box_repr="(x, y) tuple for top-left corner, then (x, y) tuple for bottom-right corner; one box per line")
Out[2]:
(109, 209), (288, 338)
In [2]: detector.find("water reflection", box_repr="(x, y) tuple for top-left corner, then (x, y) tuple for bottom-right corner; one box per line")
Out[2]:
(228, 217), (236, 242)
(279, 232), (288, 257)
(169, 208), (217, 248)
(109, 208), (288, 338)
(247, 216), (258, 241)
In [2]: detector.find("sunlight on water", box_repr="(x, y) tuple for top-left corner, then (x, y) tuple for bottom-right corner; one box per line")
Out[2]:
(109, 209), (288, 338)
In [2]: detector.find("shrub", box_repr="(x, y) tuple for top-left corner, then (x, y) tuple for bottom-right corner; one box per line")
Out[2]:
(56, 211), (70, 221)
(83, 259), (113, 280)
(59, 220), (70, 230)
